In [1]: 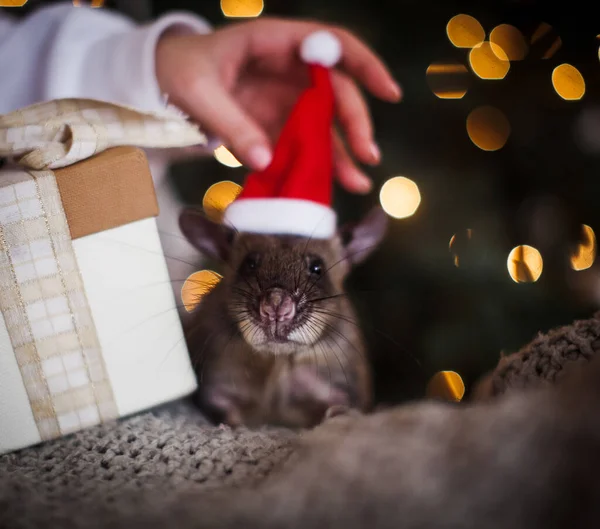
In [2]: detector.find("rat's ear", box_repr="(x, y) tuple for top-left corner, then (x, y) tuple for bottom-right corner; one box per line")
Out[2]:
(179, 208), (234, 262)
(339, 206), (388, 267)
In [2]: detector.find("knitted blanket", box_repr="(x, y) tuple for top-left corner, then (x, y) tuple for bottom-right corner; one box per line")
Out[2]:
(2, 313), (600, 529)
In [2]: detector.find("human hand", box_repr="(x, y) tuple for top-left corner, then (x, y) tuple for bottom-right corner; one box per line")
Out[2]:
(155, 17), (401, 194)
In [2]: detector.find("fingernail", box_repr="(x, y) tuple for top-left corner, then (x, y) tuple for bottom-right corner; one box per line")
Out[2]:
(248, 145), (272, 170)
(369, 142), (381, 164)
(356, 173), (372, 194)
(391, 81), (402, 101)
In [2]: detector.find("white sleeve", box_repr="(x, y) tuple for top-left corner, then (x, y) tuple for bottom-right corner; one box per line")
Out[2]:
(0, 3), (212, 115)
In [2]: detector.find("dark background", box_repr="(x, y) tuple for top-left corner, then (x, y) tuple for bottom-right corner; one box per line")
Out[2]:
(148, 0), (600, 404)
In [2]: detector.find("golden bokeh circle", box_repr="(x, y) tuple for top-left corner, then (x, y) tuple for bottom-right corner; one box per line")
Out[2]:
(202, 181), (243, 223)
(220, 0), (264, 17)
(379, 177), (422, 219)
(469, 41), (510, 80)
(426, 371), (465, 402)
(552, 64), (585, 101)
(490, 24), (528, 61)
(507, 245), (543, 283)
(466, 106), (511, 151)
(181, 270), (223, 313)
(214, 145), (242, 168)
(570, 224), (597, 271)
(446, 14), (485, 49)
(426, 62), (469, 99)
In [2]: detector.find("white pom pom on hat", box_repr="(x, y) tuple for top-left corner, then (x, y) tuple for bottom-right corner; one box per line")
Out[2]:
(299, 30), (342, 67)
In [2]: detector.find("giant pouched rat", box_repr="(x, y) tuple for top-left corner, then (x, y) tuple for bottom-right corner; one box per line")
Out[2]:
(179, 205), (388, 428)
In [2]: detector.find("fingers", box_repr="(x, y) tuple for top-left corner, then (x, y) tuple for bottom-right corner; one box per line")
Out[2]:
(331, 71), (380, 166)
(332, 130), (372, 194)
(244, 18), (402, 103)
(180, 79), (273, 171)
(331, 26), (402, 103)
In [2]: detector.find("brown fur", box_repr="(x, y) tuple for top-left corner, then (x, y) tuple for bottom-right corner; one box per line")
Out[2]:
(179, 206), (388, 429)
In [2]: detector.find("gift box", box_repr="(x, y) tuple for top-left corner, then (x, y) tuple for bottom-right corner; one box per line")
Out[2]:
(0, 99), (207, 455)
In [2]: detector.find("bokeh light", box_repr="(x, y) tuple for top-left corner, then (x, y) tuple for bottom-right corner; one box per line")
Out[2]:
(426, 371), (465, 402)
(570, 224), (597, 271)
(507, 245), (543, 283)
(490, 24), (528, 61)
(575, 106), (600, 154)
(469, 41), (510, 80)
(531, 22), (562, 59)
(214, 145), (242, 168)
(449, 229), (473, 267)
(220, 0), (264, 17)
(552, 64), (585, 101)
(181, 270), (223, 313)
(203, 181), (243, 223)
(466, 106), (511, 151)
(446, 14), (485, 49)
(379, 177), (421, 219)
(426, 62), (469, 99)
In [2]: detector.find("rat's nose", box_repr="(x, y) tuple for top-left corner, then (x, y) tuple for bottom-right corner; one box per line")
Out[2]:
(260, 289), (296, 323)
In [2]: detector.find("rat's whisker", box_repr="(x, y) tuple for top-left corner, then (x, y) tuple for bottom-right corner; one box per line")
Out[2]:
(299, 241), (384, 296)
(301, 319), (342, 395)
(305, 316), (351, 389)
(312, 307), (423, 371)
(308, 312), (362, 365)
(102, 303), (193, 346)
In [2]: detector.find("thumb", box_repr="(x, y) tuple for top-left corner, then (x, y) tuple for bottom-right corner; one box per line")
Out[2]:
(181, 81), (273, 171)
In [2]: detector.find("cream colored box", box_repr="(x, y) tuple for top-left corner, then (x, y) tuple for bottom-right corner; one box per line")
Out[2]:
(0, 147), (197, 455)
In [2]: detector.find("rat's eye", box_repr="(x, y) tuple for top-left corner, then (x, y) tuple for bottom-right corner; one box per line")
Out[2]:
(308, 258), (324, 277)
(241, 252), (260, 274)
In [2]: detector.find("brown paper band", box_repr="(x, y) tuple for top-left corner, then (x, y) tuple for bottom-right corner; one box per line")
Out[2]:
(0, 168), (118, 440)
(53, 147), (159, 240)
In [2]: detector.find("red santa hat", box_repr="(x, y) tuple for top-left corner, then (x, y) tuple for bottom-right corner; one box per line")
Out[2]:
(222, 30), (342, 239)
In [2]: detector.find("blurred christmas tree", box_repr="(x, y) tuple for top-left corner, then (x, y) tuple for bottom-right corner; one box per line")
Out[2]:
(152, 0), (600, 404)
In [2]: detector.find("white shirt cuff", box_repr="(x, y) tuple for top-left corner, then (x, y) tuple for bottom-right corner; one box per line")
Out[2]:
(75, 10), (212, 114)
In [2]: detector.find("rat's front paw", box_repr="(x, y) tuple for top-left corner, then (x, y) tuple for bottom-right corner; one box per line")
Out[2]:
(200, 385), (251, 427)
(273, 365), (353, 427)
(288, 365), (350, 408)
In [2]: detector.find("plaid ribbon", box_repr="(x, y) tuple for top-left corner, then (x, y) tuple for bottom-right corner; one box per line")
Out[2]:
(0, 167), (117, 438)
(0, 98), (207, 170)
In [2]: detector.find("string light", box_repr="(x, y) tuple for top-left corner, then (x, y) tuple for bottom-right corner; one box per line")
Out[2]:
(507, 245), (543, 283)
(469, 41), (510, 80)
(181, 270), (223, 313)
(446, 14), (485, 49)
(466, 106), (511, 151)
(426, 62), (469, 99)
(552, 64), (585, 101)
(570, 224), (597, 271)
(489, 24), (528, 61)
(426, 371), (465, 402)
(214, 145), (242, 168)
(202, 181), (243, 223)
(220, 0), (264, 17)
(379, 177), (421, 219)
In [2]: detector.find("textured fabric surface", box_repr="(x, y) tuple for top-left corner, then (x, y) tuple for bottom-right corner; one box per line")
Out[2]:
(2, 313), (600, 529)
(0, 398), (297, 528)
(474, 311), (600, 399)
